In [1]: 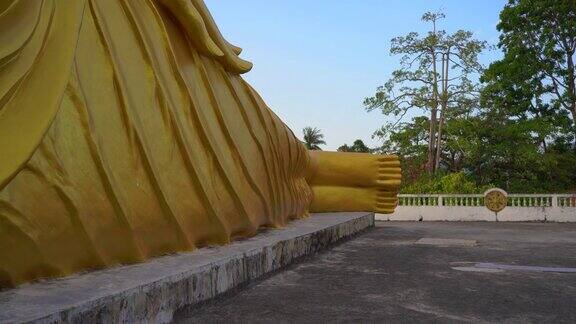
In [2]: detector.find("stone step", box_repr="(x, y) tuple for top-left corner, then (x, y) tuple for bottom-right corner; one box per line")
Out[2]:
(0, 212), (374, 324)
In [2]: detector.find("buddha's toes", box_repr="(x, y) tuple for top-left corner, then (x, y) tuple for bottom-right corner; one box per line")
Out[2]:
(306, 151), (401, 214)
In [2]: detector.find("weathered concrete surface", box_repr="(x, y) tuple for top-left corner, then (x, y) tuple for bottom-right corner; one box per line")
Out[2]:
(415, 238), (477, 247)
(179, 222), (576, 323)
(0, 212), (373, 324)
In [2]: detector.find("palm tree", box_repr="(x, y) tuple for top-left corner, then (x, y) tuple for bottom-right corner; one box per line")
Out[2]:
(302, 127), (326, 150)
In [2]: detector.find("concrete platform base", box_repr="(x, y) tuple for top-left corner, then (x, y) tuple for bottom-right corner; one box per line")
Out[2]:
(0, 212), (374, 324)
(178, 222), (576, 323)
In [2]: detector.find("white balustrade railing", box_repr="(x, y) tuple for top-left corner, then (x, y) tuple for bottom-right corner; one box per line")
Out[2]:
(398, 194), (575, 208)
(389, 193), (575, 222)
(558, 195), (576, 207)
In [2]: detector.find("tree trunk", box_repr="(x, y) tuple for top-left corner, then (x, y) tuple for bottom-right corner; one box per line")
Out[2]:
(435, 108), (446, 170)
(427, 107), (437, 173)
(427, 45), (440, 173)
(566, 49), (576, 145)
(434, 53), (449, 171)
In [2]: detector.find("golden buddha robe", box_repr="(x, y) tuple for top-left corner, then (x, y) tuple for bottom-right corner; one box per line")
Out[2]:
(0, 0), (400, 288)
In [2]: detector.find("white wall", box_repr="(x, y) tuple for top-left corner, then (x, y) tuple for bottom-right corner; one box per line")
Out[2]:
(378, 206), (576, 222)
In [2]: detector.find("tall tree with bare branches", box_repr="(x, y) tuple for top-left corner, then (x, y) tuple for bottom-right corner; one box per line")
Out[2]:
(364, 11), (486, 173)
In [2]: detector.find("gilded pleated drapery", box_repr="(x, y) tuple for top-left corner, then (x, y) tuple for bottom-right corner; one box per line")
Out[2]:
(0, 0), (312, 287)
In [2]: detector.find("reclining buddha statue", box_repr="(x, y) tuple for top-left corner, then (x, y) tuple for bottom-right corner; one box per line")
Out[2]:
(0, 0), (401, 288)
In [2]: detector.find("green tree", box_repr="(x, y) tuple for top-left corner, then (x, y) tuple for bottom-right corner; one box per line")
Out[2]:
(375, 115), (478, 185)
(476, 0), (576, 192)
(462, 106), (576, 192)
(302, 127), (326, 150)
(374, 116), (429, 182)
(360, 4), (576, 193)
(485, 0), (576, 140)
(401, 171), (491, 194)
(364, 11), (486, 174)
(337, 139), (371, 153)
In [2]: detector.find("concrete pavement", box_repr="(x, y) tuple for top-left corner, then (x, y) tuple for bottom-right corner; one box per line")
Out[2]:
(176, 222), (576, 323)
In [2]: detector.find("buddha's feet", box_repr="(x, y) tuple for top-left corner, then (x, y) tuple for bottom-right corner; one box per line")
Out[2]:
(306, 151), (401, 214)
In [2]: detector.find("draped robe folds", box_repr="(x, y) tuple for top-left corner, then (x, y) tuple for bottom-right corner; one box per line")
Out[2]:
(0, 0), (313, 287)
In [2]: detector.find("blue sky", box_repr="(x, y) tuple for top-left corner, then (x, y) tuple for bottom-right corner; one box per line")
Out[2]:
(205, 0), (507, 150)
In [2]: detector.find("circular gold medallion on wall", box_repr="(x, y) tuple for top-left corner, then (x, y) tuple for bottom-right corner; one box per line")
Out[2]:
(484, 188), (508, 213)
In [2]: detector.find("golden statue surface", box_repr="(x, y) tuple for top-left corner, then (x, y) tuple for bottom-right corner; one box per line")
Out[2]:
(0, 0), (400, 287)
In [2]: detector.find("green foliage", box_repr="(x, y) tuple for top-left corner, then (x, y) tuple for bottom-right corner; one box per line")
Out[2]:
(302, 127), (326, 150)
(374, 116), (428, 182)
(337, 139), (371, 153)
(462, 112), (576, 193)
(364, 11), (486, 173)
(401, 172), (491, 194)
(484, 0), (576, 135)
(472, 0), (576, 193)
(364, 3), (576, 194)
(363, 14), (485, 117)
